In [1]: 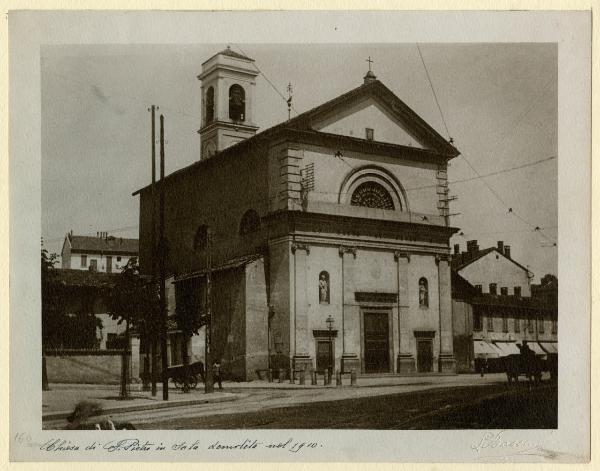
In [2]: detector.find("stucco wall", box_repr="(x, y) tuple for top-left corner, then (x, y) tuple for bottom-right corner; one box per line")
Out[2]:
(459, 251), (531, 296)
(211, 267), (247, 380)
(65, 253), (135, 273)
(286, 244), (445, 373)
(301, 145), (440, 215)
(268, 239), (292, 372)
(473, 307), (557, 343)
(245, 259), (269, 378)
(45, 352), (124, 384)
(138, 144), (269, 277)
(314, 97), (425, 148)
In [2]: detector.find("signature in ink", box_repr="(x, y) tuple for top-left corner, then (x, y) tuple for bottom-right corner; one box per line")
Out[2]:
(471, 431), (529, 453)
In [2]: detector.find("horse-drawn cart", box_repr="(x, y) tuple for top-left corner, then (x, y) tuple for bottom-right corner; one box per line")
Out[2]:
(503, 353), (543, 384)
(166, 361), (205, 390)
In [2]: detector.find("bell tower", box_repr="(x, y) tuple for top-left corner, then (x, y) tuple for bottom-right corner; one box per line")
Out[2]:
(198, 46), (259, 160)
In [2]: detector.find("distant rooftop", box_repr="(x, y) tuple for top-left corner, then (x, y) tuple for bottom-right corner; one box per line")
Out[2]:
(66, 233), (138, 255)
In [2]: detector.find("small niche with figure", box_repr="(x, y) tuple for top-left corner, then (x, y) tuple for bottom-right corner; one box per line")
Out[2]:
(319, 271), (330, 304)
(419, 277), (429, 308)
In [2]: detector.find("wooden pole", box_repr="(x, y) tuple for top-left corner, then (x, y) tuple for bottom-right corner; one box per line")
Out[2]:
(149, 105), (157, 396)
(159, 114), (168, 400)
(120, 319), (130, 399)
(204, 227), (214, 393)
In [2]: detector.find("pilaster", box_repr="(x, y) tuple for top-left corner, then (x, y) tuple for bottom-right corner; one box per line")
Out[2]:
(436, 254), (456, 373)
(339, 245), (359, 373)
(291, 242), (311, 370)
(395, 251), (415, 373)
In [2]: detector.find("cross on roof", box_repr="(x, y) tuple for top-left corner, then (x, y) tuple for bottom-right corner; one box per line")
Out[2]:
(366, 56), (374, 71)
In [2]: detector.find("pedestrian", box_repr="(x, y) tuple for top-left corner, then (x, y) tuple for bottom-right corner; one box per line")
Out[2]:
(212, 360), (223, 390)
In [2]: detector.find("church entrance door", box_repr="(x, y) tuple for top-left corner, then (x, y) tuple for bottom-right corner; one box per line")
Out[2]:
(316, 340), (332, 373)
(416, 339), (433, 372)
(363, 311), (390, 373)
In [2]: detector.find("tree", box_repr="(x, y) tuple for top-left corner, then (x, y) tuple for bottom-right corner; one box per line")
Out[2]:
(41, 248), (62, 349)
(174, 277), (206, 392)
(41, 248), (60, 390)
(107, 258), (159, 398)
(541, 274), (558, 287)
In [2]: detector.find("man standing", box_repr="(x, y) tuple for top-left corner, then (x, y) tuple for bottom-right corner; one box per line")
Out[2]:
(212, 360), (223, 390)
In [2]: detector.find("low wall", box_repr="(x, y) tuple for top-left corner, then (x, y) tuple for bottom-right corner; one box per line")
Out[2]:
(45, 350), (128, 384)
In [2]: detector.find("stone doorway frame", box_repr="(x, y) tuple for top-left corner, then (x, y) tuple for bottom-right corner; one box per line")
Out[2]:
(359, 307), (394, 374)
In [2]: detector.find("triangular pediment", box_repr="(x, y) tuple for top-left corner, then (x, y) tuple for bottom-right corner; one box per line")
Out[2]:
(312, 97), (428, 149)
(284, 80), (459, 156)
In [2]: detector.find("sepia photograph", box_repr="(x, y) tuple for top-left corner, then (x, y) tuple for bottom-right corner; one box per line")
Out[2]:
(8, 9), (590, 463)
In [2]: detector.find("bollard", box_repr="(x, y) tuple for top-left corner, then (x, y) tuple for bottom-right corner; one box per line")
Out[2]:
(323, 368), (329, 386)
(278, 368), (285, 383)
(267, 369), (273, 383)
(350, 368), (357, 386)
(300, 370), (306, 385)
(311, 370), (317, 385)
(336, 370), (342, 387)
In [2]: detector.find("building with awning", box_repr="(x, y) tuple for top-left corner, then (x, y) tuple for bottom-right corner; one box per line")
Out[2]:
(540, 342), (558, 354)
(451, 268), (557, 373)
(526, 341), (548, 357)
(473, 340), (500, 359)
(492, 341), (521, 356)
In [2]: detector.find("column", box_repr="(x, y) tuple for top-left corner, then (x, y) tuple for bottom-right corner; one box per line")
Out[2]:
(339, 246), (360, 373)
(395, 251), (415, 373)
(436, 255), (456, 373)
(291, 243), (312, 371)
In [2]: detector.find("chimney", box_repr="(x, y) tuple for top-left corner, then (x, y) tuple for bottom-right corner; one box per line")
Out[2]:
(497, 241), (504, 253)
(504, 245), (511, 259)
(466, 240), (479, 255)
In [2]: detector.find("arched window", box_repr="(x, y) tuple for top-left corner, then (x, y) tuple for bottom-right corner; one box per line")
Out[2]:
(229, 84), (246, 122)
(418, 277), (429, 308)
(205, 87), (215, 123)
(350, 181), (395, 210)
(239, 209), (260, 235)
(193, 225), (209, 251)
(319, 271), (330, 304)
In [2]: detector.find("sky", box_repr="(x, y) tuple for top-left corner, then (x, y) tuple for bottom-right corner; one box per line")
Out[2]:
(41, 43), (557, 281)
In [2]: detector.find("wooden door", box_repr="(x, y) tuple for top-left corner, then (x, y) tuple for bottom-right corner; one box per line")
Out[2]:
(106, 256), (112, 273)
(316, 340), (332, 372)
(417, 339), (433, 372)
(363, 312), (390, 373)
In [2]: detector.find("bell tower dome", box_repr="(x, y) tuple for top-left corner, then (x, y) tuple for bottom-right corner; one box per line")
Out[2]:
(197, 46), (260, 160)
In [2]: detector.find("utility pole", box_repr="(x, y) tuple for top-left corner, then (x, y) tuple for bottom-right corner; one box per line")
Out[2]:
(150, 105), (159, 396)
(204, 227), (214, 393)
(148, 104), (158, 396)
(159, 114), (169, 400)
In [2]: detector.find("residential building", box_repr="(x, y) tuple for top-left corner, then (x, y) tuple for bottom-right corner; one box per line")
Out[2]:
(61, 231), (138, 273)
(451, 265), (558, 373)
(451, 240), (532, 297)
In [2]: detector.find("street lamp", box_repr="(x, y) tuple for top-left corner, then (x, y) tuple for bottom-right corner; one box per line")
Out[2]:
(326, 315), (335, 382)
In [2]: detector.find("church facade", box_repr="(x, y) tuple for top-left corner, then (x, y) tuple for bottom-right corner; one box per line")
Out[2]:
(135, 47), (461, 380)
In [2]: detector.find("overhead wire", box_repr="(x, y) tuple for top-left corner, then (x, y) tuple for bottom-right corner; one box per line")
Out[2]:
(233, 44), (300, 117)
(415, 44), (557, 246)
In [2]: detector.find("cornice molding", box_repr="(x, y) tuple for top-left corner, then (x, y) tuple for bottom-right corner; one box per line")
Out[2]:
(394, 251), (411, 262)
(291, 242), (310, 255)
(339, 245), (358, 258)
